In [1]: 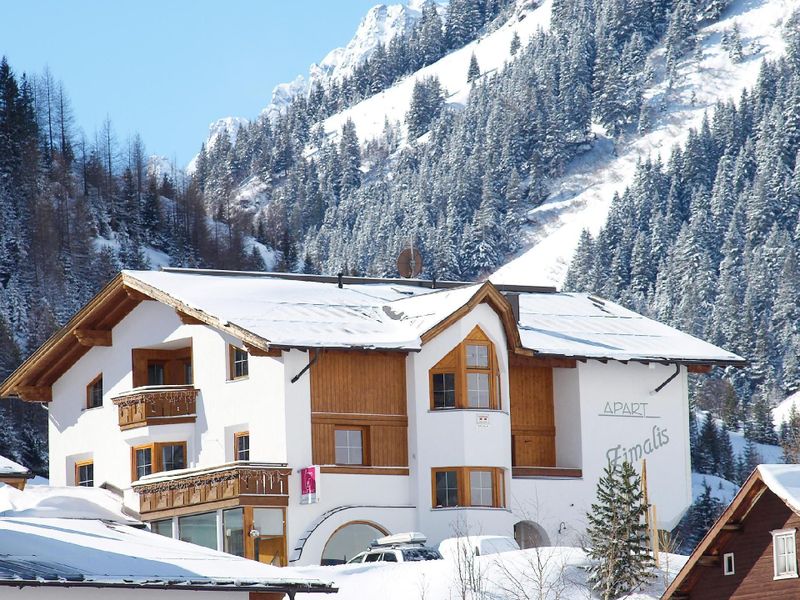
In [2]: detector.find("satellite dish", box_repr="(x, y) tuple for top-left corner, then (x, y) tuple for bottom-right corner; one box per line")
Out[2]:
(397, 247), (423, 278)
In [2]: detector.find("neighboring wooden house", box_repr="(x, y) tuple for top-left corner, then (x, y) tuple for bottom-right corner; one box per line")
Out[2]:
(0, 455), (32, 490)
(0, 269), (743, 565)
(664, 464), (800, 600)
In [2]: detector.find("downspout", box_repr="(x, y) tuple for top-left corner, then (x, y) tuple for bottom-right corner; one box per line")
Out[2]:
(651, 363), (681, 395)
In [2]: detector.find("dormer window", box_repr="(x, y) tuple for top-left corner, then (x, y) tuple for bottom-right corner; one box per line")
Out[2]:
(429, 327), (500, 410)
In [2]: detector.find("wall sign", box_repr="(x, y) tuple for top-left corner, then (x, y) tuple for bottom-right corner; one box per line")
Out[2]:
(300, 465), (320, 504)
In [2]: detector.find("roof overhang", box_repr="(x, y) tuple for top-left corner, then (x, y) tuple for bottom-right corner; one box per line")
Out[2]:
(662, 468), (771, 599)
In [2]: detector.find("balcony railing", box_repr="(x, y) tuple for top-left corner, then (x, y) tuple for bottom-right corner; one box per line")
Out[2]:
(132, 462), (291, 517)
(112, 385), (198, 430)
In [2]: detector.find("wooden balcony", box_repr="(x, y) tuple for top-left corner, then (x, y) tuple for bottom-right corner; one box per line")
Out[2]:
(112, 385), (198, 430)
(133, 463), (291, 518)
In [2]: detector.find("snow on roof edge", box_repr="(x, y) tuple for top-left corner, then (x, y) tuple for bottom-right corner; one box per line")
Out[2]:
(758, 464), (800, 514)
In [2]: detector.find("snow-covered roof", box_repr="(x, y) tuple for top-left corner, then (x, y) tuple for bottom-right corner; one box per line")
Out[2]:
(0, 456), (30, 478)
(0, 517), (334, 592)
(0, 483), (137, 522)
(758, 465), (800, 514)
(123, 269), (743, 365)
(516, 293), (744, 363)
(0, 484), (334, 593)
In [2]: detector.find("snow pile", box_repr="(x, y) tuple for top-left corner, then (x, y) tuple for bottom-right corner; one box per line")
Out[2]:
(0, 454), (29, 476)
(758, 464), (800, 514)
(493, 0), (796, 286)
(289, 547), (687, 600)
(0, 484), (137, 523)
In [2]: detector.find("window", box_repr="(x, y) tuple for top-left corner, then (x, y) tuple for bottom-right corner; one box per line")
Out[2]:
(234, 431), (250, 461)
(183, 361), (193, 385)
(147, 361), (165, 386)
(223, 508), (245, 557)
(723, 552), (735, 576)
(467, 373), (490, 408)
(161, 443), (185, 472)
(335, 428), (364, 465)
(179, 511), (217, 550)
(134, 446), (153, 480)
(151, 519), (173, 538)
(434, 470), (459, 507)
(773, 529), (798, 579)
(229, 345), (249, 379)
(466, 344), (489, 368)
(432, 467), (506, 509)
(469, 470), (494, 507)
(429, 327), (500, 410)
(432, 373), (456, 408)
(75, 460), (94, 487)
(86, 375), (103, 409)
(131, 441), (187, 481)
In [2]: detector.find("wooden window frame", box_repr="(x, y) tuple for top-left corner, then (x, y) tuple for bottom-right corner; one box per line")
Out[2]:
(228, 345), (249, 380)
(772, 528), (798, 580)
(234, 431), (250, 461)
(430, 466), (506, 509)
(86, 374), (103, 409)
(131, 441), (187, 482)
(75, 459), (94, 487)
(334, 426), (368, 466)
(429, 327), (501, 411)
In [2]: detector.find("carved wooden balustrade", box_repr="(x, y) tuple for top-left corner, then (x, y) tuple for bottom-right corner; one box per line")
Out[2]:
(133, 463), (291, 517)
(112, 386), (198, 430)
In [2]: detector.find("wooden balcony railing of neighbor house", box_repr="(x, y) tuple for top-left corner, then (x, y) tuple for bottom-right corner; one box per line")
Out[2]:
(133, 463), (291, 519)
(111, 385), (198, 430)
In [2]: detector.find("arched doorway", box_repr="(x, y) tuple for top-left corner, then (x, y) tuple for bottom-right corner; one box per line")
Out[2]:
(320, 521), (388, 565)
(514, 520), (551, 549)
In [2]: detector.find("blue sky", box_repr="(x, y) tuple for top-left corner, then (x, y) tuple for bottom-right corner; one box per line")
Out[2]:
(0, 0), (381, 166)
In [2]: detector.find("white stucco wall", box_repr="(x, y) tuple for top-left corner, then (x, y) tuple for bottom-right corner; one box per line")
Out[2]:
(43, 296), (693, 566)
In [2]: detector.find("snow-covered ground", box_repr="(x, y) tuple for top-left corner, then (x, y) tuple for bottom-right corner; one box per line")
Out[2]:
(289, 547), (687, 600)
(772, 391), (800, 427)
(493, 0), (797, 287)
(692, 472), (739, 504)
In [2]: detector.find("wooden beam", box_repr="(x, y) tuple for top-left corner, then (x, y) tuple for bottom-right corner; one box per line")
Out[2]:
(123, 285), (151, 302)
(245, 343), (281, 357)
(73, 328), (112, 347)
(511, 354), (577, 369)
(722, 522), (742, 531)
(688, 364), (712, 374)
(14, 386), (52, 402)
(697, 555), (720, 567)
(176, 310), (204, 325)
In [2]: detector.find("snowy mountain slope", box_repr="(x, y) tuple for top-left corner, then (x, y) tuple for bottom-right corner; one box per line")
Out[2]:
(492, 0), (798, 287)
(773, 391), (800, 427)
(315, 0), (551, 147)
(189, 2), (435, 169)
(187, 116), (248, 173)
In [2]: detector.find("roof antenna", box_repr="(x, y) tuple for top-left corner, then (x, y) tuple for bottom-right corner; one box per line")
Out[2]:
(337, 273), (343, 289)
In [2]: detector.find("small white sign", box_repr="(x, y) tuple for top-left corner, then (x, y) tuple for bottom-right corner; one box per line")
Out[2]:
(476, 414), (490, 427)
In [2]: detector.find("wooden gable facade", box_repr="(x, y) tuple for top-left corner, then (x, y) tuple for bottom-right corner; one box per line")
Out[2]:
(664, 469), (800, 600)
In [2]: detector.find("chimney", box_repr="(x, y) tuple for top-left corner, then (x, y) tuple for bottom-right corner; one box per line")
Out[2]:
(505, 292), (520, 323)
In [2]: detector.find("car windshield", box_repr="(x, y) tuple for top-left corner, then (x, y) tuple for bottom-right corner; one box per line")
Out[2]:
(347, 553), (366, 564)
(401, 548), (443, 561)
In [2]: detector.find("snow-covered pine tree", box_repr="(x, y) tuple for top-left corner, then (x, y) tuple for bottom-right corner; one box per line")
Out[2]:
(586, 460), (654, 600)
(467, 52), (481, 82)
(677, 481), (724, 553)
